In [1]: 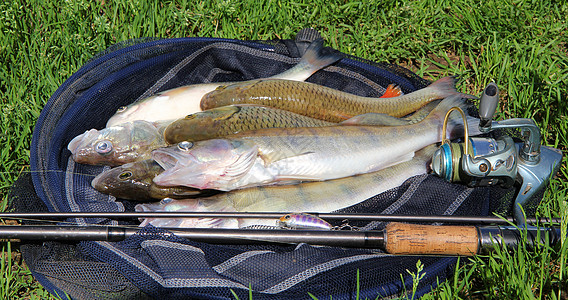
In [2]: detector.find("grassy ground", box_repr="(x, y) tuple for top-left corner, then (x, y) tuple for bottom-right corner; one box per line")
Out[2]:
(1, 0), (567, 298)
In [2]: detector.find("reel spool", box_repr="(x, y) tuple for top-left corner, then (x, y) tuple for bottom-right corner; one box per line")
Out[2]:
(431, 106), (517, 188)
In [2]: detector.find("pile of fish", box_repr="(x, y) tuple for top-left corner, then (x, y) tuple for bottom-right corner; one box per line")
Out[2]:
(68, 40), (480, 229)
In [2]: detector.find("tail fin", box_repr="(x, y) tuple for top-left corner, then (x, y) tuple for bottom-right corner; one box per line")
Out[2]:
(428, 76), (478, 100)
(272, 38), (343, 81)
(423, 95), (482, 140)
(379, 84), (403, 98)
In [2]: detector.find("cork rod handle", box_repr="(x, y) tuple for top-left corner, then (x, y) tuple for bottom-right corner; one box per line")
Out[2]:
(385, 222), (479, 256)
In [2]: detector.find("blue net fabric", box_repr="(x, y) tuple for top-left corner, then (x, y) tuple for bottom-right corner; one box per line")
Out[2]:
(25, 31), (515, 299)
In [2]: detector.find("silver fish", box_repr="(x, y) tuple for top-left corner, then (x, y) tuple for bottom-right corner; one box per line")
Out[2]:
(135, 145), (437, 228)
(152, 96), (480, 191)
(105, 39), (342, 127)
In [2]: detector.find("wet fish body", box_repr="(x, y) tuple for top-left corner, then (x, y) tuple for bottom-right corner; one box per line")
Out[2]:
(105, 39), (343, 127)
(152, 96), (479, 191)
(200, 76), (476, 122)
(163, 102), (436, 145)
(163, 105), (335, 144)
(91, 159), (212, 201)
(136, 145), (437, 228)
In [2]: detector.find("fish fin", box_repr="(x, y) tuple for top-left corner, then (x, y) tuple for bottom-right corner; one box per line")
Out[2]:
(422, 95), (482, 140)
(340, 113), (408, 126)
(378, 84), (403, 98)
(223, 143), (259, 178)
(428, 76), (478, 100)
(271, 38), (343, 81)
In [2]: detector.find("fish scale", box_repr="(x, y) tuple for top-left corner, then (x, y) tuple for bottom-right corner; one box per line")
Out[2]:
(164, 105), (334, 144)
(200, 76), (475, 122)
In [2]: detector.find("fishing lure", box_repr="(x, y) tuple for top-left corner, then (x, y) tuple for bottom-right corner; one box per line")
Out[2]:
(278, 213), (333, 230)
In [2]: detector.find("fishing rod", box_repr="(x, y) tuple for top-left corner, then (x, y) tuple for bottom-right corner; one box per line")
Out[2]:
(0, 211), (561, 225)
(0, 223), (563, 256)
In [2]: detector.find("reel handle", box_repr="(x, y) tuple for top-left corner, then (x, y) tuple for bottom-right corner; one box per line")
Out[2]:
(479, 82), (499, 132)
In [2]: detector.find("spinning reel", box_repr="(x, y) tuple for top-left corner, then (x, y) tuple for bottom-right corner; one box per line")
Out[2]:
(431, 83), (563, 225)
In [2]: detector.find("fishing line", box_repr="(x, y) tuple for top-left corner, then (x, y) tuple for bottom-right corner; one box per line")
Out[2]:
(1, 170), (98, 177)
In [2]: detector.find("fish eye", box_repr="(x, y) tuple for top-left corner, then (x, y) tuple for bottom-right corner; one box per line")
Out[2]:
(95, 140), (113, 155)
(178, 141), (194, 151)
(118, 171), (132, 180)
(116, 106), (128, 113)
(185, 114), (196, 120)
(284, 214), (291, 220)
(161, 198), (174, 205)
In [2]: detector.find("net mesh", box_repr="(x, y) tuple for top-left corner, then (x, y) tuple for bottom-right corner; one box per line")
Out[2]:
(8, 29), (530, 299)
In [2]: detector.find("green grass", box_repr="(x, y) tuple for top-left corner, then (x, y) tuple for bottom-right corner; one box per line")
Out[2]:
(1, 0), (567, 298)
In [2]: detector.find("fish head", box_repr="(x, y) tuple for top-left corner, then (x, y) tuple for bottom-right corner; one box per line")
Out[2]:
(135, 197), (238, 228)
(152, 139), (258, 190)
(200, 81), (254, 110)
(68, 120), (163, 166)
(91, 159), (161, 200)
(163, 106), (240, 144)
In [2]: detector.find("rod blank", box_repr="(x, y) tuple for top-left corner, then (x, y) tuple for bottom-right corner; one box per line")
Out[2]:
(0, 225), (385, 248)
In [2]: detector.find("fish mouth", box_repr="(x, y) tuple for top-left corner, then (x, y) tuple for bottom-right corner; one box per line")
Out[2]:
(91, 170), (116, 193)
(90, 173), (104, 190)
(152, 148), (186, 170)
(67, 129), (100, 156)
(151, 148), (199, 186)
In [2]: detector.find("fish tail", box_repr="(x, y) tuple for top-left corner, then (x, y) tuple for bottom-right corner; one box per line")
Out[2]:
(428, 76), (478, 100)
(424, 95), (482, 140)
(272, 38), (343, 81)
(379, 84), (403, 98)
